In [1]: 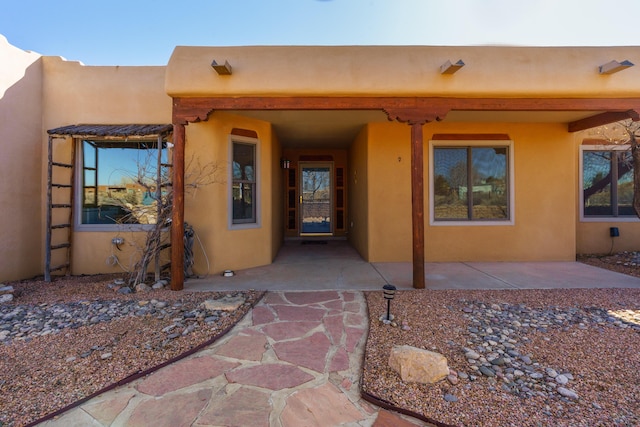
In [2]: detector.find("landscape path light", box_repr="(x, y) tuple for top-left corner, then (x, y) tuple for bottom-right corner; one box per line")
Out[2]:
(382, 284), (397, 322)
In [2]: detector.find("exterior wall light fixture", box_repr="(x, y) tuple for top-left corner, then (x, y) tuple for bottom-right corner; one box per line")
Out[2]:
(382, 284), (397, 323)
(599, 60), (634, 75)
(440, 59), (465, 74)
(281, 158), (291, 169)
(211, 60), (232, 75)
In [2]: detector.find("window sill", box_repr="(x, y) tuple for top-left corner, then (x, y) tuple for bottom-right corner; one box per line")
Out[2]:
(229, 222), (261, 231)
(430, 219), (515, 226)
(580, 217), (640, 223)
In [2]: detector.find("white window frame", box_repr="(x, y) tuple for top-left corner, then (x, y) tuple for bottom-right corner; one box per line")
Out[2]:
(74, 138), (160, 232)
(579, 144), (639, 223)
(429, 139), (515, 226)
(228, 135), (261, 230)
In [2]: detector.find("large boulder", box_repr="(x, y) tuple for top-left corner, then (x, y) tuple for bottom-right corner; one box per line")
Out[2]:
(388, 345), (449, 384)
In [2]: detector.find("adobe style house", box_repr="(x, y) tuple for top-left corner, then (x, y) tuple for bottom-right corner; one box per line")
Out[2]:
(2, 34), (640, 289)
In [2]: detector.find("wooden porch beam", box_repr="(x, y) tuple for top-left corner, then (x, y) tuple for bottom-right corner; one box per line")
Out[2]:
(568, 110), (640, 132)
(173, 96), (640, 118)
(170, 122), (186, 291)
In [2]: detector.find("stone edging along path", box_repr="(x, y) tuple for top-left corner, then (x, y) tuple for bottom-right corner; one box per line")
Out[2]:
(32, 290), (435, 427)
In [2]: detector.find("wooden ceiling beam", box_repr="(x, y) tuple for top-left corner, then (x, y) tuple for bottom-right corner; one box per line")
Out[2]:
(172, 96), (640, 127)
(568, 110), (640, 132)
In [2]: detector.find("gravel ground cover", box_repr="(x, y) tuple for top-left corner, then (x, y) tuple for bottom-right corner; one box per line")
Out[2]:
(0, 275), (263, 427)
(1, 254), (639, 427)
(363, 286), (640, 427)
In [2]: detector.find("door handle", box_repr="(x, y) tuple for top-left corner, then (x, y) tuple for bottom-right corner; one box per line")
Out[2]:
(300, 195), (303, 204)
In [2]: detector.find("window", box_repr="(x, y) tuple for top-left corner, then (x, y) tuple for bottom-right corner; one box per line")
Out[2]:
(581, 146), (635, 218)
(77, 139), (169, 229)
(231, 140), (257, 225)
(430, 141), (513, 224)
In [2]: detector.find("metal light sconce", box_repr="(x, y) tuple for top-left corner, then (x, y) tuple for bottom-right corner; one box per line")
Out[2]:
(599, 60), (634, 75)
(382, 284), (397, 322)
(440, 59), (465, 74)
(211, 59), (232, 75)
(281, 158), (291, 169)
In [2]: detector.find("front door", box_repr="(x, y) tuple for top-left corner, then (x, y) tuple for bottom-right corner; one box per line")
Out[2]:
(300, 163), (333, 235)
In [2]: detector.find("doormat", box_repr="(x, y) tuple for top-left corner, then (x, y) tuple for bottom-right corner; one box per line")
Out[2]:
(301, 240), (328, 245)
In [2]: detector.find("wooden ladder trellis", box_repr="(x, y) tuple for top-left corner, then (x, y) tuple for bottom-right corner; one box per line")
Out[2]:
(154, 133), (173, 281)
(45, 135), (75, 282)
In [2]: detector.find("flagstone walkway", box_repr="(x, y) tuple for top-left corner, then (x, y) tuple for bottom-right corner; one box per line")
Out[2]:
(39, 291), (426, 427)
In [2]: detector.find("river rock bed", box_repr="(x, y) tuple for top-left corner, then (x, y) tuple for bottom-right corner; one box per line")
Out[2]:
(364, 288), (640, 427)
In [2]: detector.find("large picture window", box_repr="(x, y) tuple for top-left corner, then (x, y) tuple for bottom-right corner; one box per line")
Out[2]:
(78, 139), (169, 228)
(582, 146), (635, 218)
(430, 141), (512, 224)
(231, 141), (257, 224)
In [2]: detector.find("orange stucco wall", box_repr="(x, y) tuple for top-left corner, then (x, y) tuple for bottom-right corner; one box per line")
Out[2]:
(166, 45), (640, 97)
(365, 121), (577, 262)
(41, 56), (172, 275)
(347, 127), (370, 259)
(0, 36), (43, 281)
(184, 112), (281, 275)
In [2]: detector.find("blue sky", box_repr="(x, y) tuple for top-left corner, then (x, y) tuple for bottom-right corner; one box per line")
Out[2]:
(2, 0), (640, 66)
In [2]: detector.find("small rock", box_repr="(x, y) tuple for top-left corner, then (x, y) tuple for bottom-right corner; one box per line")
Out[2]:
(201, 296), (245, 311)
(135, 283), (151, 293)
(465, 350), (481, 360)
(479, 366), (496, 377)
(182, 324), (196, 336)
(100, 352), (112, 360)
(65, 356), (76, 363)
(558, 387), (579, 400)
(443, 394), (458, 402)
(117, 287), (132, 294)
(447, 374), (459, 385)
(0, 285), (14, 294)
(556, 374), (569, 385)
(152, 281), (166, 290)
(490, 357), (505, 366)
(0, 294), (13, 304)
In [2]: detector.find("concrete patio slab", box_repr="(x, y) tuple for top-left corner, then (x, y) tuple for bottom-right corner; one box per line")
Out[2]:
(184, 240), (640, 291)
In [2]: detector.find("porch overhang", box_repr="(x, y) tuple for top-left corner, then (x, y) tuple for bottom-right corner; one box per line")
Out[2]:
(47, 124), (173, 138)
(166, 44), (640, 291)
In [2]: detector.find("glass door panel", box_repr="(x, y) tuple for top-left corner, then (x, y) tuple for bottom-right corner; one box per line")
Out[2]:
(300, 164), (332, 234)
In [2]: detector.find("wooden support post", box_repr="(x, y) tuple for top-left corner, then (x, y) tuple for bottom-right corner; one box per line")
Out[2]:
(171, 123), (185, 291)
(384, 107), (449, 289)
(410, 122), (425, 289)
